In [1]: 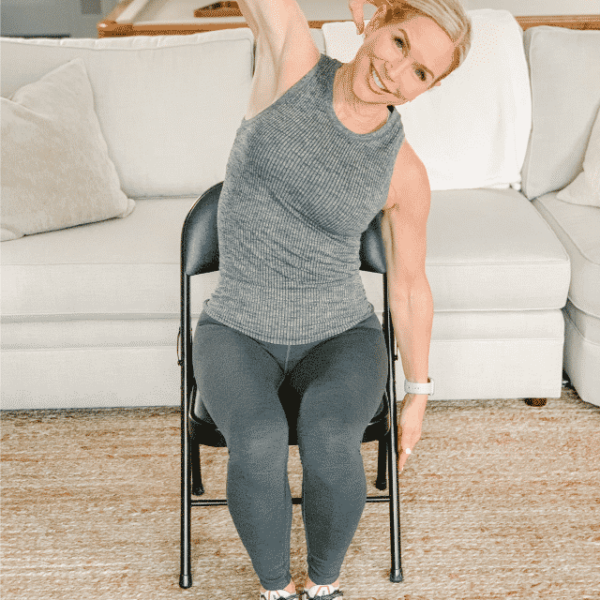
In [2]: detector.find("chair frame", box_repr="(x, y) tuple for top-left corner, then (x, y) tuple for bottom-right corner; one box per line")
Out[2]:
(178, 182), (403, 589)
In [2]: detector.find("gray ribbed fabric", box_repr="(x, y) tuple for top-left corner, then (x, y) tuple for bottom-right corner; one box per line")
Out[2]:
(205, 53), (405, 344)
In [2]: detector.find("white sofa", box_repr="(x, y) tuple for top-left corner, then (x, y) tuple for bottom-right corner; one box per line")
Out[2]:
(1, 11), (599, 410)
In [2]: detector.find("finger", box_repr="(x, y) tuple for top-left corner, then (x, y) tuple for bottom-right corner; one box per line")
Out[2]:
(348, 0), (365, 34)
(397, 448), (410, 472)
(397, 453), (406, 473)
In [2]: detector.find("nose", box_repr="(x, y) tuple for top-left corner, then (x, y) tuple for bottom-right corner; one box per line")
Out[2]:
(383, 57), (410, 93)
(385, 56), (410, 81)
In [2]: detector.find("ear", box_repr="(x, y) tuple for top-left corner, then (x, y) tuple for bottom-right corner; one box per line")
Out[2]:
(433, 81), (442, 87)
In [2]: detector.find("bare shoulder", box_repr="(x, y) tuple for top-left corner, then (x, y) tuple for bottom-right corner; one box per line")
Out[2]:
(382, 140), (430, 213)
(245, 5), (320, 120)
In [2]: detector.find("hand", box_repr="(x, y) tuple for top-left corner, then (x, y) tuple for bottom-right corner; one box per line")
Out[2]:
(397, 393), (427, 473)
(348, 0), (393, 35)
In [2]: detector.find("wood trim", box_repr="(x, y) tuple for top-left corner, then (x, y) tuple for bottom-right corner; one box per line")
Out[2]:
(515, 15), (600, 30)
(98, 3), (600, 38)
(193, 2), (242, 18)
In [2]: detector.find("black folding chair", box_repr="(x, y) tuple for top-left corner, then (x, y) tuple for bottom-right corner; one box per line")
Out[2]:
(178, 181), (403, 589)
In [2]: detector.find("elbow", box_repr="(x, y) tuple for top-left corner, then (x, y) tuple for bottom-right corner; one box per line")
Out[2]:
(388, 275), (432, 306)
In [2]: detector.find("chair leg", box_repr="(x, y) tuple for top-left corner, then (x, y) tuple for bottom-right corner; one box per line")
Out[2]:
(376, 434), (388, 490)
(180, 412), (193, 588)
(191, 438), (205, 496)
(385, 384), (403, 582)
(179, 302), (193, 588)
(387, 429), (403, 582)
(382, 274), (402, 582)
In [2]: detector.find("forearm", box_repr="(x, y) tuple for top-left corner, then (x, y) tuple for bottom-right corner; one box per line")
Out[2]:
(389, 278), (434, 389)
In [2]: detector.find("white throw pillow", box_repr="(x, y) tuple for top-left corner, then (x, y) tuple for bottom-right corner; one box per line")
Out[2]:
(556, 107), (600, 208)
(322, 10), (532, 191)
(1, 58), (135, 242)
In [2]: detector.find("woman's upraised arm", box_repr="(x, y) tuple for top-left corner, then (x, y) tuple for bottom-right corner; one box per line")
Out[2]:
(238, 0), (320, 120)
(236, 0), (312, 52)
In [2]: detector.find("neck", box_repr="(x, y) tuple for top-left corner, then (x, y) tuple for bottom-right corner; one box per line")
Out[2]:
(333, 62), (390, 126)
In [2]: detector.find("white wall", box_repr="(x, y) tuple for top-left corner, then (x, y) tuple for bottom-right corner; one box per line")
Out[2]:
(0, 0), (598, 39)
(0, 0), (120, 38)
(464, 0), (600, 16)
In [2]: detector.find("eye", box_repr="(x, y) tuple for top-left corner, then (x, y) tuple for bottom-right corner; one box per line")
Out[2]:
(415, 69), (426, 82)
(394, 37), (405, 51)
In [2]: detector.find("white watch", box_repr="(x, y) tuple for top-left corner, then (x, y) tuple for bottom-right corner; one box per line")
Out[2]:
(404, 377), (434, 396)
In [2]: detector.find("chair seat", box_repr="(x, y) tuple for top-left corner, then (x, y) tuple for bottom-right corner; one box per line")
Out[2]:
(189, 380), (390, 447)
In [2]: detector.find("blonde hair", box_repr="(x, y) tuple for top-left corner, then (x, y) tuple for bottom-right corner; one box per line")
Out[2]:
(371, 0), (472, 83)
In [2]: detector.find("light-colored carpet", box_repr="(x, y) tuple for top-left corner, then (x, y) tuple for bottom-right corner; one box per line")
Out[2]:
(1, 387), (599, 600)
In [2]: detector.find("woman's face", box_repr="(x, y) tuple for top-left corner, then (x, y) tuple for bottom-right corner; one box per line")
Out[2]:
(355, 14), (456, 105)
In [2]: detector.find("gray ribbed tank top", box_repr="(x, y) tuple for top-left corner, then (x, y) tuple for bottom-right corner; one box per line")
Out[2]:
(204, 53), (405, 344)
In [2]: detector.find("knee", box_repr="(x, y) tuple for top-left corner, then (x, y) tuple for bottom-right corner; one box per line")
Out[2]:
(227, 419), (290, 465)
(297, 420), (362, 462)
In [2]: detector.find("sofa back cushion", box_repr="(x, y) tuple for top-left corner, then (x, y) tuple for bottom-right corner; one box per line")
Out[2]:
(521, 27), (600, 200)
(1, 29), (255, 199)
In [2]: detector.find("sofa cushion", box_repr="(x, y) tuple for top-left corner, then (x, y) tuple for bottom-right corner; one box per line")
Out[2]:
(0, 29), (255, 199)
(321, 10), (532, 191)
(521, 27), (600, 200)
(1, 189), (570, 323)
(556, 105), (600, 208)
(426, 189), (570, 312)
(532, 192), (600, 320)
(1, 58), (135, 242)
(0, 197), (219, 320)
(310, 29), (326, 53)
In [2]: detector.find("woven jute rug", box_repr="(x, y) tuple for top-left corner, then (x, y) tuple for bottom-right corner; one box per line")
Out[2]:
(1, 386), (599, 600)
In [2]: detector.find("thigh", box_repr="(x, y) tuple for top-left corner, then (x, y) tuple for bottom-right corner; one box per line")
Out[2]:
(192, 313), (287, 441)
(289, 324), (389, 435)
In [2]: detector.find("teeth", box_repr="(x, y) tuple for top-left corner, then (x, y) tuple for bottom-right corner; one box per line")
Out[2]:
(372, 69), (387, 91)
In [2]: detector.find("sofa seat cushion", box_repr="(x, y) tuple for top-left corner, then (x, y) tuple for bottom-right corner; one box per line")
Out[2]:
(1, 197), (219, 320)
(2, 189), (569, 323)
(426, 189), (570, 312)
(565, 300), (600, 345)
(532, 192), (600, 320)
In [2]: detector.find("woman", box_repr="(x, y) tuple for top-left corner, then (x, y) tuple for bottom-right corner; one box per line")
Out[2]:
(192, 1), (471, 599)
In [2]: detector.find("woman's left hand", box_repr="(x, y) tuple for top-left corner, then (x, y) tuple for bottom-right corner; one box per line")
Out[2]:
(397, 393), (427, 473)
(349, 0), (392, 35)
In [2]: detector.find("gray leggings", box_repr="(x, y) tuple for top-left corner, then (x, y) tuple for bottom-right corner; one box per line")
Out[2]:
(192, 308), (388, 590)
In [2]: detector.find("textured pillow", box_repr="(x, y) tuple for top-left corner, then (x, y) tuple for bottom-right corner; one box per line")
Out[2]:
(556, 107), (600, 208)
(1, 58), (134, 242)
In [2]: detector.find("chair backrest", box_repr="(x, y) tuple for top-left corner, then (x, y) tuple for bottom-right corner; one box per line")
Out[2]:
(181, 181), (388, 277)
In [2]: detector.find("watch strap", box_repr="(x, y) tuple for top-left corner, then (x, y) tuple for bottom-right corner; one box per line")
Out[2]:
(404, 377), (434, 396)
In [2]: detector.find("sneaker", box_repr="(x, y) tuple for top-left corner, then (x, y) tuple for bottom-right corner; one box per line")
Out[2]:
(260, 590), (300, 600)
(302, 584), (344, 600)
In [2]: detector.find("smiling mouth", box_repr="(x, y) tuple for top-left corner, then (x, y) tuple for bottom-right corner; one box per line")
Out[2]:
(371, 67), (389, 93)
